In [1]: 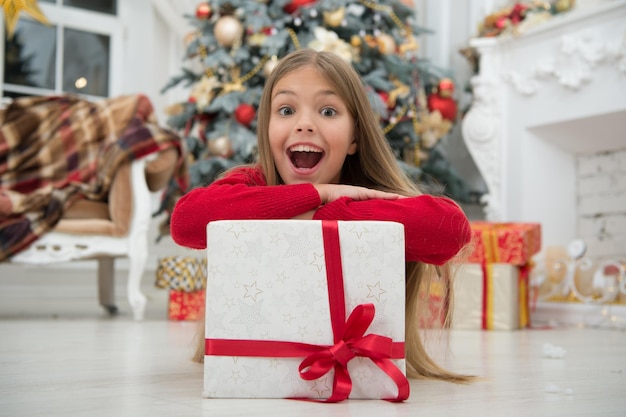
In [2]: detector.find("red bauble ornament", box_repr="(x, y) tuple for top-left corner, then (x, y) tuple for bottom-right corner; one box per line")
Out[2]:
(284, 0), (317, 14)
(377, 91), (389, 107)
(427, 79), (458, 122)
(235, 103), (256, 127)
(195, 2), (212, 19)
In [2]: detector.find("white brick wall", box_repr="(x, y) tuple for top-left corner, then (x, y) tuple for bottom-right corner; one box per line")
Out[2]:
(577, 148), (626, 258)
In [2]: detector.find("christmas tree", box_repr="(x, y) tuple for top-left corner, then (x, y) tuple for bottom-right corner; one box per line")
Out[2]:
(3, 28), (38, 90)
(160, 0), (476, 225)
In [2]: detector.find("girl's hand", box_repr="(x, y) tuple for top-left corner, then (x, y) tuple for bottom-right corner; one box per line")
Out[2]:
(314, 184), (403, 204)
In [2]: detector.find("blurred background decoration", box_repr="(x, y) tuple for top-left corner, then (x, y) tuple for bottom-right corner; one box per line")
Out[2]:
(157, 0), (484, 232)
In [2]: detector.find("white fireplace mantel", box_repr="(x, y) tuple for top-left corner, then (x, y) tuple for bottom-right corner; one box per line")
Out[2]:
(462, 0), (626, 251)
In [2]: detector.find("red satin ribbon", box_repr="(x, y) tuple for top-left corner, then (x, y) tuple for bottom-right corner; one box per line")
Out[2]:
(481, 260), (489, 330)
(205, 220), (409, 402)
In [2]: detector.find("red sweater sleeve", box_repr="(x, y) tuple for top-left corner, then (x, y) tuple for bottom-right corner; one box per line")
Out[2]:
(170, 167), (322, 249)
(313, 195), (471, 265)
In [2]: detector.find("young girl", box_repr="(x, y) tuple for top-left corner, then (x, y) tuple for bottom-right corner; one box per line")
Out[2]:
(171, 48), (472, 383)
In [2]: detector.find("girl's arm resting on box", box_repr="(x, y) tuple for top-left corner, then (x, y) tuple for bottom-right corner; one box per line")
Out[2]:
(170, 171), (321, 249)
(170, 167), (471, 263)
(312, 195), (471, 265)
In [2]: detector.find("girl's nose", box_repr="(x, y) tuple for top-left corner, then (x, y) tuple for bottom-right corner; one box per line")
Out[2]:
(295, 113), (315, 133)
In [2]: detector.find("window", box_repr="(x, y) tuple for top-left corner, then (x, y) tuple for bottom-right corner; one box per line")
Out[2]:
(3, 0), (120, 99)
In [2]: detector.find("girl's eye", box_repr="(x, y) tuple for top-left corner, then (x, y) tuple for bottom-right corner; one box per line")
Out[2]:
(321, 107), (336, 117)
(278, 106), (294, 116)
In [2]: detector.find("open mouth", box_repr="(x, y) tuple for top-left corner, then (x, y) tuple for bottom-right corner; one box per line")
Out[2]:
(288, 144), (323, 170)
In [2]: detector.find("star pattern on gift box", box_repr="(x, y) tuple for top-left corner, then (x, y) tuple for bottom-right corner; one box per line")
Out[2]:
(309, 252), (325, 272)
(353, 367), (370, 384)
(284, 229), (319, 262)
(243, 281), (263, 302)
(232, 299), (270, 335)
(347, 224), (371, 239)
(347, 296), (365, 311)
(275, 271), (288, 284)
(269, 232), (282, 244)
(229, 370), (242, 383)
(353, 245), (367, 257)
(227, 222), (248, 238)
(283, 312), (295, 324)
(366, 281), (386, 302)
(207, 263), (221, 279)
(297, 325), (308, 338)
(232, 244), (243, 257)
(223, 297), (235, 310)
(310, 378), (331, 398)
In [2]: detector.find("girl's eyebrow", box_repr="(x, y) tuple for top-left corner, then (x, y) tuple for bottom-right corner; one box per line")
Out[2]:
(272, 89), (294, 100)
(272, 89), (338, 100)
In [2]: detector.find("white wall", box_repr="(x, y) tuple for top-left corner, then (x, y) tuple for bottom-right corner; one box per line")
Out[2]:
(577, 149), (626, 258)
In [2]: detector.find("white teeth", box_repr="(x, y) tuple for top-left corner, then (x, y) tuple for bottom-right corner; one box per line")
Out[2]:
(289, 145), (322, 153)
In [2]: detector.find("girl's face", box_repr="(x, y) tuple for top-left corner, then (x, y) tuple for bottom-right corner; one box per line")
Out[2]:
(268, 66), (357, 185)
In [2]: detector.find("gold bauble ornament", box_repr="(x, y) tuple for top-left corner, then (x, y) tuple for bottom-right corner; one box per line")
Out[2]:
(555, 0), (575, 12)
(263, 56), (279, 78)
(214, 15), (244, 47)
(248, 32), (267, 47)
(209, 136), (234, 158)
(323, 7), (345, 27)
(376, 33), (397, 55)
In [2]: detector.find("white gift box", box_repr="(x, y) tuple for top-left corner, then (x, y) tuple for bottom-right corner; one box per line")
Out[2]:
(452, 263), (524, 330)
(203, 220), (408, 400)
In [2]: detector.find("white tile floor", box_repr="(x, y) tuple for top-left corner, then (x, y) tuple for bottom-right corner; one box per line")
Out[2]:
(0, 265), (625, 417)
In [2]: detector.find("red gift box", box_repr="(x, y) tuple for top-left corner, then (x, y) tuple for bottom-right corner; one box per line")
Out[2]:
(468, 222), (541, 265)
(452, 222), (541, 330)
(168, 289), (205, 321)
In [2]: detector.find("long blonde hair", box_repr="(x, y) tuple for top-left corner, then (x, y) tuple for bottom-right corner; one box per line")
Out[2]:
(196, 49), (472, 383)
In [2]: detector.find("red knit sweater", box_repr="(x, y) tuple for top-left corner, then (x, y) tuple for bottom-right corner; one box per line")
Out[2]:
(170, 166), (471, 265)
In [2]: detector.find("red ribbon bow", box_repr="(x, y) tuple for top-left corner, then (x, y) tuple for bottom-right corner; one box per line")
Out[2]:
(205, 220), (409, 402)
(298, 303), (408, 402)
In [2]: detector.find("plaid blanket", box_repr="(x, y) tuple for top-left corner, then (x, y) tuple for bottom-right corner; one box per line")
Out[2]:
(0, 94), (188, 262)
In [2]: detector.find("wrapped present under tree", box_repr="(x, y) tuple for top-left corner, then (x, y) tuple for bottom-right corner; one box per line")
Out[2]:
(451, 222), (542, 330)
(156, 256), (207, 321)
